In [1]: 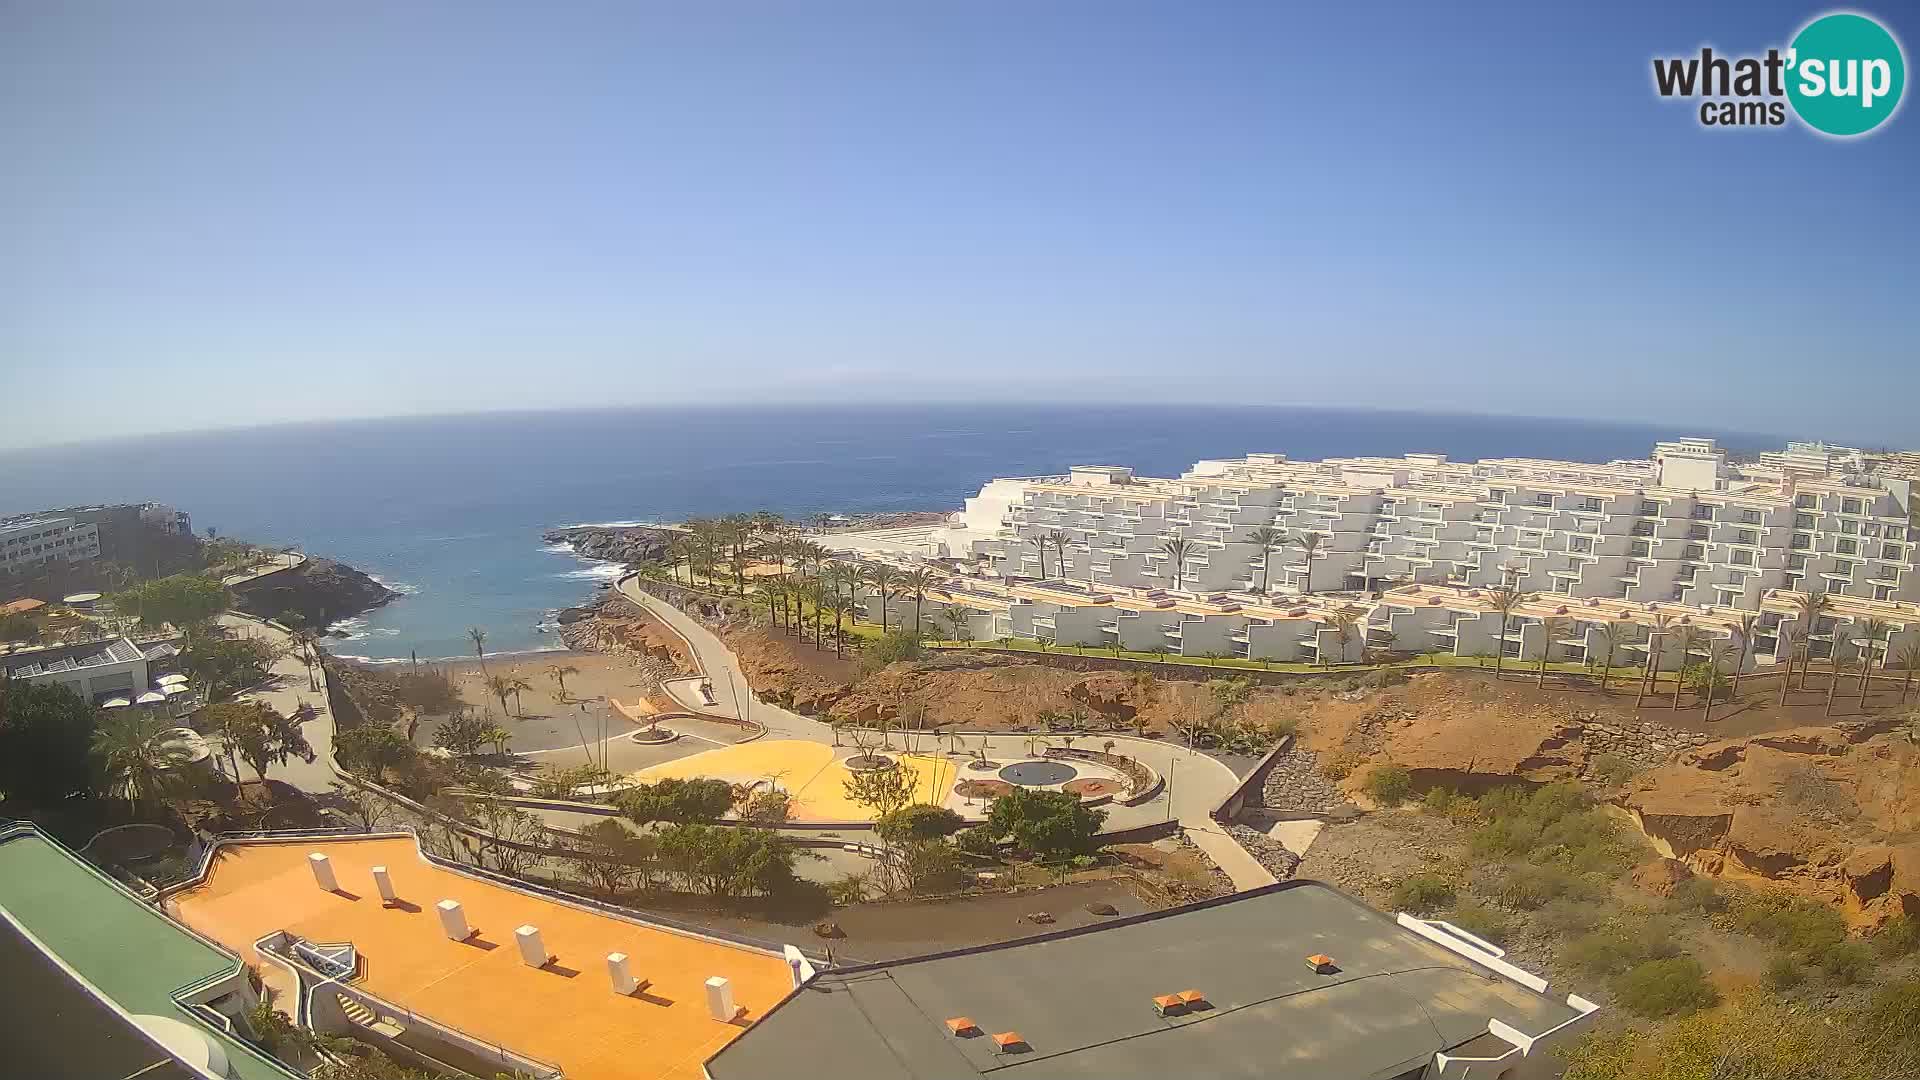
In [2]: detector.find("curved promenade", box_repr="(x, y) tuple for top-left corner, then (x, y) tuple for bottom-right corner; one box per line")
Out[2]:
(613, 574), (1276, 890)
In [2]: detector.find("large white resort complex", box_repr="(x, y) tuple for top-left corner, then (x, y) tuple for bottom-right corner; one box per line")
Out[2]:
(829, 438), (1920, 672)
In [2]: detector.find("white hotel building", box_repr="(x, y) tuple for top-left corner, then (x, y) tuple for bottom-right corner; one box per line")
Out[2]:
(0, 514), (101, 577)
(880, 438), (1920, 671)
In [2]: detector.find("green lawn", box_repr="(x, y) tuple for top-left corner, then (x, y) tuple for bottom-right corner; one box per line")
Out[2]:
(924, 636), (1647, 679)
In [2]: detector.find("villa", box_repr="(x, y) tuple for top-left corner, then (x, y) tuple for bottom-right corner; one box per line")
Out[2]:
(822, 437), (1920, 672)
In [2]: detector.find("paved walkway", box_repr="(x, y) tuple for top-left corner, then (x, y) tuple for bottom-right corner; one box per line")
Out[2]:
(215, 612), (339, 792)
(614, 575), (1277, 891)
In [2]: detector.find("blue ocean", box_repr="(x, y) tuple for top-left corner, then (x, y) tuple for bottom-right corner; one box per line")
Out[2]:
(0, 405), (1782, 661)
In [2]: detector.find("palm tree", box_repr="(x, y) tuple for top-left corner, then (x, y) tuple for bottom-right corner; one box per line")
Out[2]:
(1536, 616), (1565, 687)
(940, 603), (972, 645)
(467, 626), (488, 672)
(92, 712), (194, 815)
(1728, 613), (1760, 703)
(1042, 529), (1073, 582)
(1638, 613), (1672, 709)
(1856, 617), (1892, 706)
(1699, 635), (1731, 722)
(1291, 531), (1324, 594)
(902, 568), (940, 639)
(823, 599), (849, 657)
(1485, 585), (1533, 680)
(1791, 589), (1832, 690)
(1896, 639), (1920, 702)
(1779, 628), (1805, 706)
(546, 663), (580, 701)
(1027, 535), (1048, 580)
(485, 674), (516, 719)
(1593, 621), (1629, 694)
(762, 578), (787, 632)
(863, 564), (897, 633)
(1669, 624), (1701, 711)
(1158, 533), (1195, 593)
(1245, 526), (1285, 593)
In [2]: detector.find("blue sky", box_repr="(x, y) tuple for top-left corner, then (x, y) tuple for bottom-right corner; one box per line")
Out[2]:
(2, 1), (1914, 449)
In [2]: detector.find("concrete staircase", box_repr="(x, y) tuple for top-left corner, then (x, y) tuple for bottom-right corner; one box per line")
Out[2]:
(336, 994), (406, 1038)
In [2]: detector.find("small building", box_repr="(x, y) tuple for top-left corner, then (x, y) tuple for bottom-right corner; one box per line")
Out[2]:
(2, 636), (150, 702)
(706, 880), (1597, 1080)
(0, 513), (101, 575)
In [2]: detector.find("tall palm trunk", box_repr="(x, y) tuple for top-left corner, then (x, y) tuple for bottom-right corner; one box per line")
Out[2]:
(1825, 657), (1840, 717)
(1700, 673), (1715, 722)
(1494, 614), (1509, 679)
(1778, 648), (1794, 706)
(1636, 639), (1659, 708)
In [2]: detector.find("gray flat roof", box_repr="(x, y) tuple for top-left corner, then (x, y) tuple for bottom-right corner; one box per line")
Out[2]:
(3, 636), (143, 678)
(707, 880), (1579, 1080)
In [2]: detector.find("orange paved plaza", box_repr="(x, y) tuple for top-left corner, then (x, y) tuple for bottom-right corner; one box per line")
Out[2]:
(169, 837), (794, 1080)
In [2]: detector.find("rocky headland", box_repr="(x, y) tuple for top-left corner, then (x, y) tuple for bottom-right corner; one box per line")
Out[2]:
(545, 524), (676, 567)
(230, 557), (400, 630)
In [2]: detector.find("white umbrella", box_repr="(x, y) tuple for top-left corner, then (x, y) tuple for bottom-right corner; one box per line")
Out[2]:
(136, 691), (167, 705)
(163, 684), (193, 696)
(101, 697), (132, 709)
(156, 673), (189, 686)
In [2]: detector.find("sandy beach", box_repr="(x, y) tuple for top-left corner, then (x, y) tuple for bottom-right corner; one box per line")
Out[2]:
(435, 650), (663, 754)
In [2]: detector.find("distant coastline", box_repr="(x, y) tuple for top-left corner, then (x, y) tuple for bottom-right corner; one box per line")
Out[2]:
(0, 404), (1791, 659)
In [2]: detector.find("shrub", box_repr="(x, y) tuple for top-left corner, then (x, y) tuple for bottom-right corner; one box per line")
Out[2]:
(981, 787), (1105, 857)
(739, 788), (793, 825)
(1372, 667), (1408, 688)
(857, 630), (924, 676)
(1364, 764), (1413, 807)
(1537, 898), (1606, 935)
(1816, 940), (1874, 985)
(876, 804), (963, 843)
(1320, 748), (1362, 781)
(1875, 914), (1920, 957)
(1498, 864), (1598, 910)
(1728, 889), (1847, 955)
(1390, 874), (1455, 915)
(615, 777), (737, 825)
(1589, 753), (1638, 786)
(1666, 877), (1727, 915)
(1566, 917), (1681, 981)
(1421, 787), (1459, 816)
(1762, 953), (1805, 991)
(1613, 956), (1719, 1019)
(1445, 900), (1512, 946)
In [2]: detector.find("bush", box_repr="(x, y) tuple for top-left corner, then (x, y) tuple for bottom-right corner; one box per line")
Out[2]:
(1421, 787), (1459, 816)
(1320, 748), (1362, 781)
(1566, 917), (1681, 981)
(1364, 764), (1413, 807)
(1445, 900), (1512, 946)
(1613, 956), (1719, 1019)
(858, 630), (924, 676)
(1589, 753), (1638, 786)
(876, 804), (963, 843)
(981, 787), (1105, 857)
(1816, 940), (1874, 985)
(1762, 954), (1805, 991)
(1537, 898), (1605, 935)
(1666, 877), (1727, 914)
(615, 777), (737, 825)
(1728, 889), (1847, 955)
(1875, 914), (1920, 957)
(1498, 864), (1599, 910)
(1390, 874), (1455, 915)
(739, 789), (792, 825)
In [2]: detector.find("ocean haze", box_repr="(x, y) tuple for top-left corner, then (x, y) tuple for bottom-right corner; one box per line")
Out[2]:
(0, 405), (1786, 661)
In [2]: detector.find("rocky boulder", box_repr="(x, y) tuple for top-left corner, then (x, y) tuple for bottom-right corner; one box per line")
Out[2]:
(543, 526), (673, 567)
(1630, 858), (1695, 898)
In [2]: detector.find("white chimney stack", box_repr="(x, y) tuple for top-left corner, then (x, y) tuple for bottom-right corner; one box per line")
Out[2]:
(515, 925), (548, 968)
(607, 952), (637, 995)
(308, 853), (338, 892)
(371, 866), (397, 903)
(436, 900), (470, 941)
(705, 976), (736, 1021)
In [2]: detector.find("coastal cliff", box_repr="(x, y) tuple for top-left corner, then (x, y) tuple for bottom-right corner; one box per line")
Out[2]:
(230, 557), (400, 630)
(543, 524), (675, 566)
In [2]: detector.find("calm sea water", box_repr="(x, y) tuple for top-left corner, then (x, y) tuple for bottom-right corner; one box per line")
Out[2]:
(0, 405), (1781, 661)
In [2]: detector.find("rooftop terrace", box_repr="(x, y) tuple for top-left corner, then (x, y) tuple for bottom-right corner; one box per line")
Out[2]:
(168, 835), (797, 1080)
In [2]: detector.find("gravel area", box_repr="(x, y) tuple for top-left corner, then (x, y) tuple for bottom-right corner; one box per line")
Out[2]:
(1225, 823), (1302, 881)
(1259, 747), (1349, 813)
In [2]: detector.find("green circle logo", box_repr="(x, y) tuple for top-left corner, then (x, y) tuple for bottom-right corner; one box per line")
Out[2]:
(1787, 13), (1906, 136)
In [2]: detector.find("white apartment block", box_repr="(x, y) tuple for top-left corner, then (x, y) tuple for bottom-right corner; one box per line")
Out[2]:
(0, 514), (101, 576)
(904, 437), (1920, 669)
